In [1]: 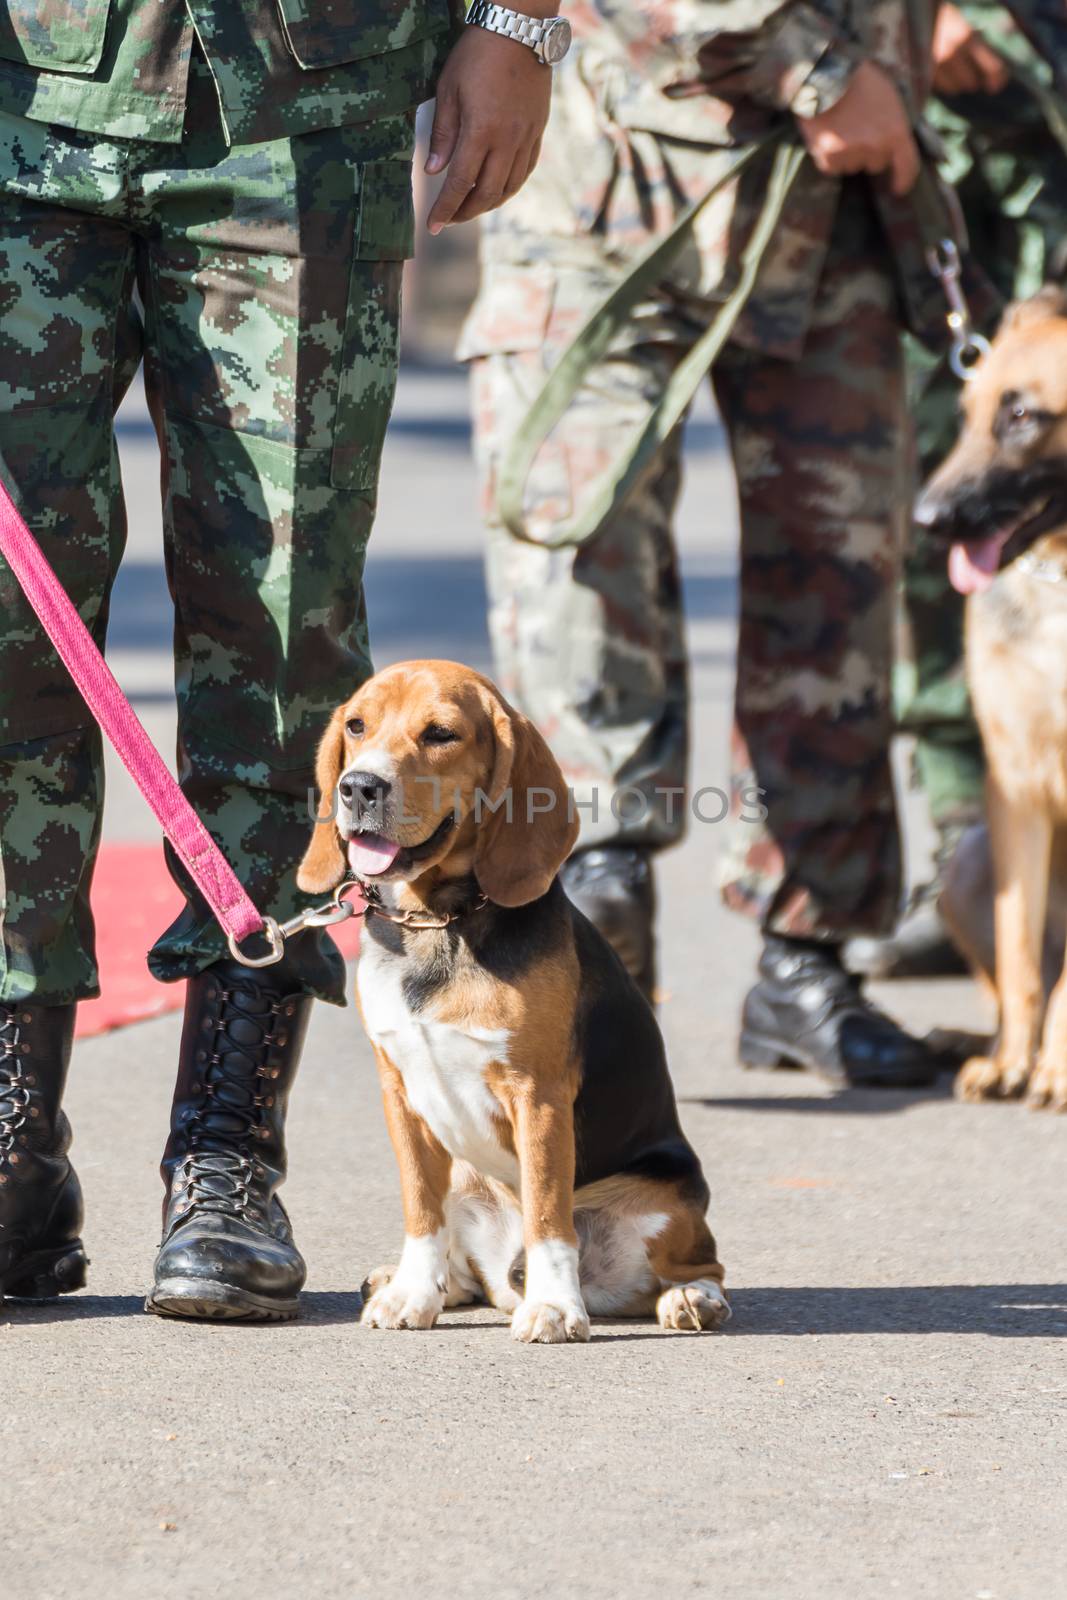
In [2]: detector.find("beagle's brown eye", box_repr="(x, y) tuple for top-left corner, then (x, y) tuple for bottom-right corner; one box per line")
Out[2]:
(345, 717), (364, 738)
(421, 723), (459, 746)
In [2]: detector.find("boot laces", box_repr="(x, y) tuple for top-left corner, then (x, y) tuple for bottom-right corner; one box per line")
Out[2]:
(0, 1007), (30, 1158)
(174, 985), (284, 1222)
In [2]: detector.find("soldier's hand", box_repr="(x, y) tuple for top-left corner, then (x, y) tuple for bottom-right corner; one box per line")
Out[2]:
(931, 3), (1009, 96)
(425, 28), (551, 235)
(798, 60), (921, 197)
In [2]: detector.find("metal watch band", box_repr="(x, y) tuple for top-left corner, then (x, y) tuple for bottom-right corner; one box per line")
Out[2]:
(465, 2), (570, 64)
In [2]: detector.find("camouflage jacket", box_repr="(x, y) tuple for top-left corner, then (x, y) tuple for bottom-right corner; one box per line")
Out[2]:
(473, 1), (1025, 357)
(0, 0), (462, 143)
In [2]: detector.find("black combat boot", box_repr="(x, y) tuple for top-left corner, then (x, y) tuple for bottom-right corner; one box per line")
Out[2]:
(560, 846), (657, 1003)
(146, 962), (312, 1322)
(739, 935), (939, 1089)
(0, 1002), (88, 1302)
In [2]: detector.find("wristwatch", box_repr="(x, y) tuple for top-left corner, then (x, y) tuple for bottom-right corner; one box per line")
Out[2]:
(465, 1), (572, 66)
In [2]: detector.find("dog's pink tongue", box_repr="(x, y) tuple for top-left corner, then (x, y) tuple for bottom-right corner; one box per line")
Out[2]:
(949, 534), (1006, 596)
(348, 835), (401, 876)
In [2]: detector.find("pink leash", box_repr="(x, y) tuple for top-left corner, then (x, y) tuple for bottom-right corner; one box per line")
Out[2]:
(0, 478), (359, 966)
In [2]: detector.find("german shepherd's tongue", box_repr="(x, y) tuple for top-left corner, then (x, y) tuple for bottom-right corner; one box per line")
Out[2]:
(948, 530), (1012, 595)
(348, 835), (401, 876)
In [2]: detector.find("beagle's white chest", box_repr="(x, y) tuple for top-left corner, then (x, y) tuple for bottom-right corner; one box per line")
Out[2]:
(357, 942), (519, 1189)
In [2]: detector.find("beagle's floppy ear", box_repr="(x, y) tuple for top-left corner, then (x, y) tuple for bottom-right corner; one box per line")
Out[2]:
(473, 689), (579, 908)
(297, 708), (348, 893)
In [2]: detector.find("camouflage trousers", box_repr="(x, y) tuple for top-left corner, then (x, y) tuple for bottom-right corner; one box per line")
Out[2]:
(467, 180), (908, 939)
(0, 77), (414, 1005)
(898, 63), (1067, 837)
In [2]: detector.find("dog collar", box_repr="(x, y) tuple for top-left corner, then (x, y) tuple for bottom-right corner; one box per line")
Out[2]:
(358, 880), (489, 931)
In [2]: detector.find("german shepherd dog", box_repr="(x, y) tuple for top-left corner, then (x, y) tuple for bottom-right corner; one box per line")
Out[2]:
(916, 286), (1067, 1111)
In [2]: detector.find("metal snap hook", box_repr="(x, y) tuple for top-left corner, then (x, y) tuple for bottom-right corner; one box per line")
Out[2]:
(225, 880), (364, 967)
(927, 237), (990, 384)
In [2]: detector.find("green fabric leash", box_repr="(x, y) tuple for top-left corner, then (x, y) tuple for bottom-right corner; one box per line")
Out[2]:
(495, 133), (806, 550)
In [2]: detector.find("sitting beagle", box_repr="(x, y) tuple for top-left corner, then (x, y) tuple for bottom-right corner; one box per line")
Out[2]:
(298, 660), (729, 1343)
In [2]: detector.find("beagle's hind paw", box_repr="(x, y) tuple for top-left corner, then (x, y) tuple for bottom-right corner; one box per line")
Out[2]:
(656, 1281), (731, 1332)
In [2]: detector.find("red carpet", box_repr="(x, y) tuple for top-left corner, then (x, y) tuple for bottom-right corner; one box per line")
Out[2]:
(76, 844), (363, 1038)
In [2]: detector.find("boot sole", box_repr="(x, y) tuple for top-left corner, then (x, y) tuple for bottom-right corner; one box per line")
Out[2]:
(145, 1277), (299, 1323)
(0, 1240), (88, 1302)
(738, 1028), (936, 1090)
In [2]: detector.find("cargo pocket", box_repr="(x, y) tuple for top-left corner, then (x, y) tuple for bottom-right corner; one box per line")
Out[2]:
(276, 0), (445, 70)
(0, 110), (55, 203)
(0, 1), (112, 74)
(455, 262), (555, 364)
(330, 158), (414, 493)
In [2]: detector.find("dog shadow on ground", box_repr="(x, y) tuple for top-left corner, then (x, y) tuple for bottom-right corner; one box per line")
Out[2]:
(585, 1285), (1067, 1342)
(8, 1285), (1064, 1338)
(724, 1284), (1067, 1337)
(682, 1081), (958, 1116)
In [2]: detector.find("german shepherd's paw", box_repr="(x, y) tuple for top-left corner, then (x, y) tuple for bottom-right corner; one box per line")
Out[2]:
(1026, 1058), (1067, 1112)
(955, 1055), (1029, 1102)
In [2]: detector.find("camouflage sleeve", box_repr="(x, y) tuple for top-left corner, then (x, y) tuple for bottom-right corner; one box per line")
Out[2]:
(690, 3), (860, 115)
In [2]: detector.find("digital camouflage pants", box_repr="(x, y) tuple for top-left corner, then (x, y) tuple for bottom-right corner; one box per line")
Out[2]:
(0, 73), (413, 1005)
(467, 183), (908, 941)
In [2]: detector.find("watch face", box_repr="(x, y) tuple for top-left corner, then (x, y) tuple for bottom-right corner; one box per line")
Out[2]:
(542, 17), (571, 64)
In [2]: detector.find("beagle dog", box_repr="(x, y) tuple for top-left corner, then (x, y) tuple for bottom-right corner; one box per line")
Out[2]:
(298, 660), (728, 1343)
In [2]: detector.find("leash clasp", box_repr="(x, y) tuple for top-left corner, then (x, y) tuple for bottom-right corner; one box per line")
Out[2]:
(226, 878), (364, 967)
(926, 238), (991, 383)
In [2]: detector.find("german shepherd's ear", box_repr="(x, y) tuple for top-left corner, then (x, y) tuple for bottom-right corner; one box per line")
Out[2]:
(999, 284), (1067, 336)
(473, 688), (579, 908)
(297, 707), (347, 893)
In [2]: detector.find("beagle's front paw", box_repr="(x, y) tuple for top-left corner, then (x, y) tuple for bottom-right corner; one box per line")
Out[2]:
(361, 1263), (396, 1298)
(511, 1297), (591, 1344)
(361, 1274), (445, 1331)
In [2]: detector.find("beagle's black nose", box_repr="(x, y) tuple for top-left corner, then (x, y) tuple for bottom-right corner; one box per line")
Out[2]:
(339, 771), (391, 810)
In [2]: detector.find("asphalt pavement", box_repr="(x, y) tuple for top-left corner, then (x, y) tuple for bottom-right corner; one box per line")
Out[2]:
(5, 366), (1065, 1600)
